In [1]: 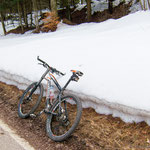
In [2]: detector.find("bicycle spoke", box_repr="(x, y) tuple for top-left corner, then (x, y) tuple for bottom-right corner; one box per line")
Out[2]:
(50, 98), (78, 136)
(20, 84), (41, 115)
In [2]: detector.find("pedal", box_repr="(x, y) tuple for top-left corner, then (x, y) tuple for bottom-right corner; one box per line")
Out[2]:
(30, 114), (36, 118)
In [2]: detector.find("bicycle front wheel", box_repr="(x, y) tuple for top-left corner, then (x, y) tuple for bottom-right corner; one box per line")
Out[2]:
(18, 82), (43, 119)
(46, 95), (82, 142)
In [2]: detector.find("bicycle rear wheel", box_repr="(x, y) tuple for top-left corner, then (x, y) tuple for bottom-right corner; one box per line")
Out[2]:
(46, 95), (82, 141)
(18, 82), (43, 119)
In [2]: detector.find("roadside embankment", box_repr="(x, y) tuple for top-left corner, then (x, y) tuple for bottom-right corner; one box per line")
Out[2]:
(1, 81), (150, 149)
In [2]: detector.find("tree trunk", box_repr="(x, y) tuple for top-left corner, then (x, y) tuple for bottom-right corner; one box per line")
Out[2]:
(71, 0), (75, 7)
(51, 0), (58, 16)
(23, 0), (28, 28)
(87, 0), (91, 22)
(108, 0), (113, 14)
(66, 0), (71, 20)
(17, 1), (24, 33)
(30, 1), (33, 27)
(148, 0), (150, 9)
(49, 0), (51, 10)
(39, 0), (42, 15)
(143, 0), (146, 10)
(139, 0), (144, 10)
(0, 11), (6, 35)
(32, 0), (40, 31)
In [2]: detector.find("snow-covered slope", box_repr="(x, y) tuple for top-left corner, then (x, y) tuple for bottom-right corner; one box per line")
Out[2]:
(1, 11), (150, 124)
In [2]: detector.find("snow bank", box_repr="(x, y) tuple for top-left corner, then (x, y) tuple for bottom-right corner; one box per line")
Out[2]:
(1, 11), (150, 125)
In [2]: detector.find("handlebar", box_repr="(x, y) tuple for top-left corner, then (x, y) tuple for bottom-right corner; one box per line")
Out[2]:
(37, 56), (65, 76)
(37, 56), (50, 68)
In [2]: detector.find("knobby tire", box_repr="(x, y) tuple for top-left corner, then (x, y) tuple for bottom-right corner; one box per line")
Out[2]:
(46, 95), (82, 142)
(18, 82), (43, 119)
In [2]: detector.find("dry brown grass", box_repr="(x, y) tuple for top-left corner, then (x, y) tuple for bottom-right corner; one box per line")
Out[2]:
(1, 81), (150, 149)
(41, 12), (60, 32)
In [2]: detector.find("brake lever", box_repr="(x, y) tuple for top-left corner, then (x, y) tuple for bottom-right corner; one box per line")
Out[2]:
(38, 63), (47, 68)
(38, 63), (43, 65)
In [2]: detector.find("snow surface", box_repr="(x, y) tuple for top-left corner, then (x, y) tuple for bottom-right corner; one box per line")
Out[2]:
(1, 11), (150, 124)
(75, 0), (141, 15)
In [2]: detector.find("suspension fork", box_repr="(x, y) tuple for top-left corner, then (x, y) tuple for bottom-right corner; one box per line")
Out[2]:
(57, 78), (72, 115)
(57, 91), (69, 121)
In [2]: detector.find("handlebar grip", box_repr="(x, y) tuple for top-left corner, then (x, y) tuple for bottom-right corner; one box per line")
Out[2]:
(37, 56), (50, 68)
(37, 56), (44, 63)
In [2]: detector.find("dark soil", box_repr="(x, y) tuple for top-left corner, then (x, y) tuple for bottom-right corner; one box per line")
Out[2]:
(6, 26), (35, 34)
(1, 81), (150, 149)
(7, 2), (132, 34)
(91, 2), (132, 23)
(71, 2), (132, 24)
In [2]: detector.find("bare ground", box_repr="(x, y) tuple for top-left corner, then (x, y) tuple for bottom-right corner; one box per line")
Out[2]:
(7, 2), (132, 34)
(0, 81), (150, 150)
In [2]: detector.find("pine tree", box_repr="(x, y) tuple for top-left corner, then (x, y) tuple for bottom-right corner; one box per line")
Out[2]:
(108, 0), (114, 14)
(0, 0), (8, 35)
(87, 0), (91, 22)
(32, 0), (40, 31)
(66, 0), (71, 20)
(0, 11), (6, 35)
(51, 0), (58, 16)
(17, 0), (24, 33)
(23, 0), (28, 28)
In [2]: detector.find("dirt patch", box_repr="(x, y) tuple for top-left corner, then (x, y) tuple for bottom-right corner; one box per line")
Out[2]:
(91, 2), (132, 22)
(7, 2), (132, 34)
(6, 26), (35, 34)
(62, 2), (132, 24)
(0, 81), (150, 149)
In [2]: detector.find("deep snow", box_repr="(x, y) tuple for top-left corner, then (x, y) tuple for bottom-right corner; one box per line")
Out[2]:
(1, 11), (150, 124)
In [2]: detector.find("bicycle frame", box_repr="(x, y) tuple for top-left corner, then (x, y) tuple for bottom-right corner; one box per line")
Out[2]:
(37, 67), (72, 91)
(27, 55), (82, 117)
(34, 67), (73, 115)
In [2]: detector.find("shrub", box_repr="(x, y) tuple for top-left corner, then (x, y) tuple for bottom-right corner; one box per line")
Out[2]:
(41, 12), (60, 32)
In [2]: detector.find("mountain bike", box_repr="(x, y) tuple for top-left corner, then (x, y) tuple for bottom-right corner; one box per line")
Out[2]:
(18, 56), (83, 142)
